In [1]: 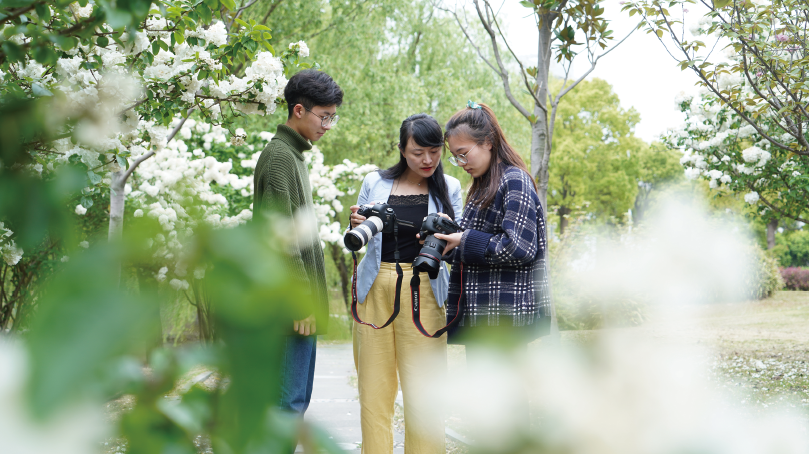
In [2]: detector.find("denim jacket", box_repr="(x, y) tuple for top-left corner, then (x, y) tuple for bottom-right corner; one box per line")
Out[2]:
(353, 171), (463, 306)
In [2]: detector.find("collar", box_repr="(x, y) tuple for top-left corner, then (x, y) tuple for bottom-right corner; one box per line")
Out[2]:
(274, 124), (313, 160)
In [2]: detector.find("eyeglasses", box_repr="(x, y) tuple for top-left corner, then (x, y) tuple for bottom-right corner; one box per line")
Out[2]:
(448, 144), (478, 166)
(305, 108), (339, 128)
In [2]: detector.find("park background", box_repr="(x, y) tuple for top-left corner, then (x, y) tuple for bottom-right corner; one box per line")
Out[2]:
(0, 0), (807, 453)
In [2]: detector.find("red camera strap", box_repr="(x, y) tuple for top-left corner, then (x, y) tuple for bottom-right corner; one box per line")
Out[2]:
(409, 265), (463, 338)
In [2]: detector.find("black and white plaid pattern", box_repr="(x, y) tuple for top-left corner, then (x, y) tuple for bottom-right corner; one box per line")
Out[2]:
(446, 165), (552, 329)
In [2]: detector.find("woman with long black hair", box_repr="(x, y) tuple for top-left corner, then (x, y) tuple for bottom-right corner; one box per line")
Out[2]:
(349, 113), (463, 454)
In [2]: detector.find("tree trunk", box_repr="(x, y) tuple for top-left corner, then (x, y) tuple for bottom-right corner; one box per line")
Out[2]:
(531, 13), (559, 344)
(109, 171), (127, 286)
(329, 242), (351, 309)
(531, 13), (554, 219)
(558, 205), (570, 237)
(766, 218), (777, 250)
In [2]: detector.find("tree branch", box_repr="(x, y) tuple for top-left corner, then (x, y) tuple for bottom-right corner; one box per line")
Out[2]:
(0, 3), (40, 26)
(485, 0), (543, 109)
(121, 108), (195, 182)
(472, 0), (532, 120)
(553, 26), (636, 106)
(226, 0), (260, 33)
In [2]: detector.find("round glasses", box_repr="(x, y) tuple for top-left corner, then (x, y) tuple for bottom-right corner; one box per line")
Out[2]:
(448, 144), (478, 166)
(305, 108), (339, 128)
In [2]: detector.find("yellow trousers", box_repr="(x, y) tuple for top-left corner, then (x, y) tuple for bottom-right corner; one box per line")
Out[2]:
(353, 262), (447, 454)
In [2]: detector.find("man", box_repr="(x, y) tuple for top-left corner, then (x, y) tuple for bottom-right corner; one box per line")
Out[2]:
(253, 69), (343, 415)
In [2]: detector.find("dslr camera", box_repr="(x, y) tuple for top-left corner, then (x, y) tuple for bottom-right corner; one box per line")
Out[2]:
(413, 213), (461, 279)
(344, 203), (413, 252)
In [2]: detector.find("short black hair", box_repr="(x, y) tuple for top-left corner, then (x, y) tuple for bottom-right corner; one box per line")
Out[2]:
(284, 69), (343, 119)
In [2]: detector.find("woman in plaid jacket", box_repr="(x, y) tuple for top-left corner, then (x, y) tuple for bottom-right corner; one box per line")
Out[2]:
(434, 102), (552, 345)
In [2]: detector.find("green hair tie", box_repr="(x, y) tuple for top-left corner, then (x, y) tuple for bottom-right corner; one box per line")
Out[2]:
(467, 100), (482, 110)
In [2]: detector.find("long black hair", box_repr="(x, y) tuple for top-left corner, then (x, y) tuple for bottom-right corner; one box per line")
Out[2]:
(379, 113), (455, 220)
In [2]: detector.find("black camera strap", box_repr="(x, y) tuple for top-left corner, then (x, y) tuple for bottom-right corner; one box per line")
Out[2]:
(351, 223), (402, 329)
(409, 264), (464, 338)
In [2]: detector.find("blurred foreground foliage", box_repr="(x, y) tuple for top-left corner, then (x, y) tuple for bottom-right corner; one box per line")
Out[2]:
(1, 162), (342, 453)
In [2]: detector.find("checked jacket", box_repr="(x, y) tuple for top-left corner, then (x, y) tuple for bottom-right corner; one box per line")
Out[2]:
(445, 165), (552, 336)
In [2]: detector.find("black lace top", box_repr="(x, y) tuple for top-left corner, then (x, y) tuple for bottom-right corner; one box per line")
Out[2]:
(381, 194), (429, 263)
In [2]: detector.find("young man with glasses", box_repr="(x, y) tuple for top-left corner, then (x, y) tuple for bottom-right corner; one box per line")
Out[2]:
(253, 69), (343, 422)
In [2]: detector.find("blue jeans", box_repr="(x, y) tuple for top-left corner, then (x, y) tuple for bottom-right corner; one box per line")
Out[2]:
(278, 334), (317, 414)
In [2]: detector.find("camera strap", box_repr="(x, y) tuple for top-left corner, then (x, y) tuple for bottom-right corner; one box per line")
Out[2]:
(351, 223), (402, 329)
(409, 264), (464, 338)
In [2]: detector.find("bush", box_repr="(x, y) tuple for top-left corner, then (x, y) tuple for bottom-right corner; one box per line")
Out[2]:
(780, 267), (809, 291)
(772, 229), (809, 268)
(741, 244), (785, 299)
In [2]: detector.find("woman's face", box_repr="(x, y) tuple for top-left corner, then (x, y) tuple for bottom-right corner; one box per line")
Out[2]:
(447, 134), (492, 179)
(401, 137), (442, 180)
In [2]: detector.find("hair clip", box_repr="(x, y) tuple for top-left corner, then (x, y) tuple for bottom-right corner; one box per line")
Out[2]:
(467, 100), (482, 110)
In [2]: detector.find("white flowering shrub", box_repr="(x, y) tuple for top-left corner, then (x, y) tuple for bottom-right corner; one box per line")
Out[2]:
(0, 0), (315, 266)
(663, 90), (808, 224)
(0, 222), (23, 266)
(625, 0), (809, 225)
(304, 147), (377, 250)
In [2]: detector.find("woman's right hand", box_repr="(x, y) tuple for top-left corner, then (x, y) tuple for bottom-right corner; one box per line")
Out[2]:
(349, 205), (366, 228)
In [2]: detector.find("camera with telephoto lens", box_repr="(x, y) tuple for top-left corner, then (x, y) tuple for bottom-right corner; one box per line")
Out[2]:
(413, 213), (461, 279)
(344, 203), (402, 252)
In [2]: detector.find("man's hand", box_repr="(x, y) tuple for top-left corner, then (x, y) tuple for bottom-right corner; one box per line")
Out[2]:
(293, 314), (317, 336)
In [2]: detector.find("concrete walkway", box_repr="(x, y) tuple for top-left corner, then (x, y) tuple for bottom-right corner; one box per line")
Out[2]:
(302, 343), (405, 453)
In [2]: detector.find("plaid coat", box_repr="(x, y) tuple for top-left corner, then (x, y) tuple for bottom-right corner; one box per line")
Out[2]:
(446, 165), (551, 339)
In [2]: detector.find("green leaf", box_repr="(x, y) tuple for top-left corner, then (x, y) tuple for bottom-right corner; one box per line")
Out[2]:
(80, 196), (94, 209)
(174, 30), (185, 44)
(220, 0), (236, 10)
(35, 3), (51, 22)
(152, 41), (160, 55)
(198, 4), (212, 23)
(235, 18), (249, 28)
(1, 42), (25, 63)
(33, 45), (58, 65)
(116, 156), (129, 170)
(713, 0), (731, 7)
(87, 171), (102, 185)
(520, 0), (535, 8)
(253, 24), (271, 31)
(97, 35), (109, 47)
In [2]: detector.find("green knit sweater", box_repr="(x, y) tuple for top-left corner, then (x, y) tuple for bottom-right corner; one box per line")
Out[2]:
(253, 124), (329, 334)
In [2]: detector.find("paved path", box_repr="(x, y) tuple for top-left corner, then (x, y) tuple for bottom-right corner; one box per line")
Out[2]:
(302, 343), (405, 453)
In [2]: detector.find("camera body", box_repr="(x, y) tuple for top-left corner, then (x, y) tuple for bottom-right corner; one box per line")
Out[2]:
(344, 203), (398, 252)
(413, 213), (461, 279)
(356, 203), (398, 233)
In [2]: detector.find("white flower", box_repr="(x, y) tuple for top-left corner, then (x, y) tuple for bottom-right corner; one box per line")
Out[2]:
(684, 168), (701, 180)
(289, 40), (309, 57)
(707, 169), (723, 180)
(169, 278), (189, 291)
(720, 175), (732, 184)
(61, 256), (70, 263)
(79, 241), (89, 249)
(156, 266), (168, 282)
(744, 191), (760, 204)
(134, 209), (144, 217)
(75, 204), (87, 215)
(741, 146), (770, 166)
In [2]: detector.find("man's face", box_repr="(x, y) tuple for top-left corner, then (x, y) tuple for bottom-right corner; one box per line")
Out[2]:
(295, 104), (337, 142)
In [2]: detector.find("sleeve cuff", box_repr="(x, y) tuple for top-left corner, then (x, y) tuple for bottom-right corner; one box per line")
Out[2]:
(460, 229), (493, 265)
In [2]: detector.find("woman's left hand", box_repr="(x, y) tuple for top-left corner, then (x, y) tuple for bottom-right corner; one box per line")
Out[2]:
(434, 232), (463, 255)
